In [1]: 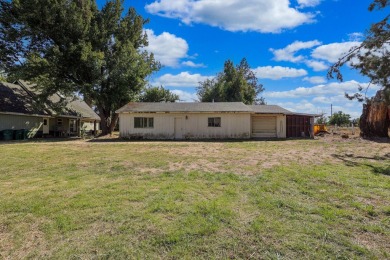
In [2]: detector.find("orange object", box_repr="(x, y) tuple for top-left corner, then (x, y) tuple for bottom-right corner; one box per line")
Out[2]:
(314, 124), (328, 135)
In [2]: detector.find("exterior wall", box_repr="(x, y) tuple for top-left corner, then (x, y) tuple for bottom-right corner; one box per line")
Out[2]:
(276, 115), (286, 138)
(0, 114), (45, 137)
(251, 114), (286, 138)
(119, 112), (251, 139)
(82, 120), (100, 131)
(286, 115), (313, 138)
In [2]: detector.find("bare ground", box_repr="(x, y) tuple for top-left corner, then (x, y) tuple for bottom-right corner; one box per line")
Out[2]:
(82, 133), (390, 175)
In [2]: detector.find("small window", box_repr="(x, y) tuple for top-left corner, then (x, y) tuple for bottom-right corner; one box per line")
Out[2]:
(57, 118), (63, 126)
(134, 117), (154, 128)
(43, 119), (48, 126)
(208, 117), (221, 127)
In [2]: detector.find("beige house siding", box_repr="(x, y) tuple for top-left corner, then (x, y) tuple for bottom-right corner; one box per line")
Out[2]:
(82, 120), (100, 131)
(119, 112), (251, 139)
(0, 113), (45, 137)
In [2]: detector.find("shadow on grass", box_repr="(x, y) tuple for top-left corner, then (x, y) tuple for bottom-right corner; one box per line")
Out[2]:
(332, 153), (390, 176)
(360, 137), (390, 144)
(87, 137), (316, 143)
(0, 137), (82, 145)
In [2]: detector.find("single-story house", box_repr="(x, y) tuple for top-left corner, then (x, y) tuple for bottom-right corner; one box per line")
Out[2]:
(0, 80), (100, 138)
(116, 102), (317, 139)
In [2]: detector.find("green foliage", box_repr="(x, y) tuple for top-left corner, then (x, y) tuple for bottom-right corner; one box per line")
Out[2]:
(316, 115), (328, 124)
(0, 0), (160, 134)
(328, 111), (351, 126)
(139, 86), (179, 102)
(197, 58), (265, 104)
(328, 1), (390, 102)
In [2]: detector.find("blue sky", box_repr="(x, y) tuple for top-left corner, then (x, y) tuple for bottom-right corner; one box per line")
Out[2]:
(98, 0), (384, 118)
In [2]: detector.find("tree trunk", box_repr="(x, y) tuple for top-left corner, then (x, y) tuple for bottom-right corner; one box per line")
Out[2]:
(99, 112), (119, 136)
(100, 114), (119, 135)
(360, 91), (390, 138)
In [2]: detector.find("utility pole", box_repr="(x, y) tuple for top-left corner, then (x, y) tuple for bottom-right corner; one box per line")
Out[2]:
(331, 104), (333, 117)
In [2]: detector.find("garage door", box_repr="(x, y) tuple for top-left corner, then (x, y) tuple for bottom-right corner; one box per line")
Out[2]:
(252, 116), (276, 137)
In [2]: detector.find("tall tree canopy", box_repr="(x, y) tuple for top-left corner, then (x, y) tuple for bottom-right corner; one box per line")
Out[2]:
(197, 58), (265, 104)
(139, 86), (179, 102)
(0, 0), (160, 134)
(328, 0), (390, 137)
(328, 111), (351, 126)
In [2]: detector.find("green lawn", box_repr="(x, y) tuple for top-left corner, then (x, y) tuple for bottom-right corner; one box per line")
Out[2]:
(0, 138), (389, 259)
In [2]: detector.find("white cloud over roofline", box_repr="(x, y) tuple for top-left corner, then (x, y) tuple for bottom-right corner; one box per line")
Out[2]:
(297, 0), (322, 8)
(171, 89), (199, 102)
(263, 80), (377, 98)
(303, 76), (326, 84)
(181, 61), (206, 68)
(253, 66), (307, 80)
(311, 41), (361, 63)
(145, 0), (316, 33)
(152, 72), (213, 88)
(270, 40), (322, 62)
(143, 29), (189, 67)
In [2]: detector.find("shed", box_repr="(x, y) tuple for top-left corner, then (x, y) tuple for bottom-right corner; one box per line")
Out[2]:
(116, 102), (253, 139)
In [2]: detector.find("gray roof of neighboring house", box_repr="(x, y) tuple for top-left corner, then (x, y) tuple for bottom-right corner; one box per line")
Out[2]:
(116, 102), (253, 113)
(248, 105), (293, 114)
(17, 80), (100, 120)
(0, 82), (50, 116)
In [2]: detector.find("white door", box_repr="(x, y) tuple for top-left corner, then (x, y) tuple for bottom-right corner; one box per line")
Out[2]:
(43, 118), (49, 134)
(174, 118), (183, 139)
(252, 116), (277, 137)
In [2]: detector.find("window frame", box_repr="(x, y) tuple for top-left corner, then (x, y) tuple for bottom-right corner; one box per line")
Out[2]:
(134, 117), (154, 128)
(208, 117), (221, 127)
(57, 118), (63, 126)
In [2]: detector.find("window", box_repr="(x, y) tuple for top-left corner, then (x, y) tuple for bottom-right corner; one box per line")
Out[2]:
(208, 117), (221, 127)
(69, 120), (76, 132)
(134, 117), (154, 128)
(43, 119), (48, 126)
(57, 118), (63, 126)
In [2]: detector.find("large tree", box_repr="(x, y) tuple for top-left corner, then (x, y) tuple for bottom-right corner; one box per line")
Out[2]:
(139, 86), (179, 102)
(328, 0), (390, 137)
(328, 111), (351, 126)
(0, 0), (160, 134)
(197, 58), (265, 104)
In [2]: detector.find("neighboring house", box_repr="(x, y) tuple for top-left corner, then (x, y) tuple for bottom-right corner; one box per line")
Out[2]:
(116, 102), (317, 139)
(0, 80), (100, 138)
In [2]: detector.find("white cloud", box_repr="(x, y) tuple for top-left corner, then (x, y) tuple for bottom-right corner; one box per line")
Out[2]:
(171, 90), (199, 102)
(274, 100), (362, 118)
(143, 29), (189, 67)
(145, 0), (316, 33)
(253, 66), (307, 80)
(152, 72), (212, 87)
(297, 0), (322, 8)
(181, 60), (206, 68)
(304, 60), (328, 71)
(311, 41), (361, 63)
(312, 95), (348, 104)
(348, 32), (364, 42)
(270, 40), (322, 62)
(263, 80), (374, 98)
(303, 76), (326, 84)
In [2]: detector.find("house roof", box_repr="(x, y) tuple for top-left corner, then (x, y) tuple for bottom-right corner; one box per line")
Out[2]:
(17, 80), (100, 120)
(116, 102), (253, 113)
(248, 105), (293, 114)
(0, 82), (50, 116)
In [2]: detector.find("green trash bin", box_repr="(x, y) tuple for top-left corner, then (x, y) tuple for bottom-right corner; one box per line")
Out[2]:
(14, 129), (24, 140)
(2, 129), (14, 141)
(22, 129), (29, 140)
